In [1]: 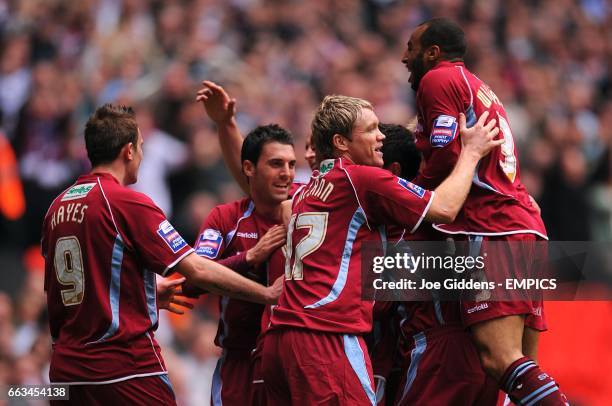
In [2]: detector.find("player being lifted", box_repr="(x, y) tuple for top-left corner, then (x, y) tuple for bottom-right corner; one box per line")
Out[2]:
(42, 105), (281, 405)
(402, 18), (567, 405)
(261, 94), (501, 405)
(196, 81), (503, 405)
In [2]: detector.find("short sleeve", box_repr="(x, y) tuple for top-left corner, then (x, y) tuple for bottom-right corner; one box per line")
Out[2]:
(414, 72), (464, 187)
(349, 166), (433, 234)
(113, 192), (193, 276)
(193, 207), (227, 260)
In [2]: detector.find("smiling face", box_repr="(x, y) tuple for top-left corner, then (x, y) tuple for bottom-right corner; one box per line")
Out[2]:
(401, 24), (429, 92)
(344, 108), (385, 167)
(244, 141), (296, 205)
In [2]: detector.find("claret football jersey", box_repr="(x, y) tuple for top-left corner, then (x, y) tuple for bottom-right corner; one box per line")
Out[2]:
(42, 172), (193, 383)
(194, 199), (271, 352)
(414, 61), (546, 238)
(194, 184), (305, 356)
(270, 158), (433, 334)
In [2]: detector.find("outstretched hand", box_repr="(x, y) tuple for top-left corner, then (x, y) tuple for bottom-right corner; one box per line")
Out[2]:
(195, 80), (236, 125)
(157, 277), (195, 315)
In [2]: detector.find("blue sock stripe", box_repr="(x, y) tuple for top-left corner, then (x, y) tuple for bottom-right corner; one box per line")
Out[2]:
(508, 363), (537, 392)
(524, 386), (559, 406)
(506, 361), (536, 391)
(519, 381), (557, 405)
(506, 361), (535, 386)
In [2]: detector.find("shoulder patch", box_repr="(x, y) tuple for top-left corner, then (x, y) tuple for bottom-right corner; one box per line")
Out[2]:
(398, 177), (425, 198)
(157, 220), (188, 253)
(195, 228), (223, 259)
(61, 183), (96, 201)
(430, 115), (458, 147)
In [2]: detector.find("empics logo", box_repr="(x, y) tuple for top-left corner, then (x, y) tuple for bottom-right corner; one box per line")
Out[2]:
(157, 220), (187, 253)
(195, 228), (223, 259)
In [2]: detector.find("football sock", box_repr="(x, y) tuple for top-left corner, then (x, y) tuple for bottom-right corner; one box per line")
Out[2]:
(500, 356), (569, 405)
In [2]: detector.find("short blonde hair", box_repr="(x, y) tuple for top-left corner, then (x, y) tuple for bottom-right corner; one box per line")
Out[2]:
(311, 95), (373, 163)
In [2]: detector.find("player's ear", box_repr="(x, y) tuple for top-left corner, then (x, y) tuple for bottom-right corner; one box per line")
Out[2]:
(385, 162), (402, 177)
(427, 45), (440, 62)
(122, 142), (135, 162)
(243, 160), (256, 177)
(332, 133), (350, 154)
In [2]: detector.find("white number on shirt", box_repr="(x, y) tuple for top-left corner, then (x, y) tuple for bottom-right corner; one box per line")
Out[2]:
(284, 212), (328, 280)
(497, 113), (517, 183)
(54, 236), (85, 306)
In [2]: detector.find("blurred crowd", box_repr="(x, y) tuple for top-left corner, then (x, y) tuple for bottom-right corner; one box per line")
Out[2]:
(0, 0), (609, 404)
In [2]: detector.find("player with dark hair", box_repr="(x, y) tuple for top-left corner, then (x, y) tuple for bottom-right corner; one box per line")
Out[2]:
(383, 126), (499, 406)
(379, 123), (421, 180)
(185, 124), (296, 406)
(367, 123), (421, 405)
(402, 18), (567, 405)
(196, 81), (314, 191)
(262, 94), (502, 405)
(42, 104), (282, 405)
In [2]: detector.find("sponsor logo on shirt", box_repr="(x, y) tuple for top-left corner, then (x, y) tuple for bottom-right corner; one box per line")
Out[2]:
(61, 183), (96, 201)
(430, 115), (458, 147)
(157, 220), (188, 253)
(398, 177), (425, 198)
(236, 231), (258, 239)
(195, 228), (223, 258)
(319, 159), (334, 175)
(466, 302), (489, 314)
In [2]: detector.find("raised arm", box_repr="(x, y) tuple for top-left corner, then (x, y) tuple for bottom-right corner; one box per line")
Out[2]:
(425, 111), (502, 223)
(196, 81), (249, 194)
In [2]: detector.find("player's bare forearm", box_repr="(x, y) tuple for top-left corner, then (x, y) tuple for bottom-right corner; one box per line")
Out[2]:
(176, 253), (277, 304)
(196, 80), (249, 194)
(217, 119), (249, 194)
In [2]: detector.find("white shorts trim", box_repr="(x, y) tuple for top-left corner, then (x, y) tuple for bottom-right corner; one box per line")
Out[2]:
(52, 371), (167, 385)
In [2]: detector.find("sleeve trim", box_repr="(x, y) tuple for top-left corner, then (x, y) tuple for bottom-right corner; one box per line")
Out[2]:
(162, 248), (195, 276)
(410, 191), (435, 234)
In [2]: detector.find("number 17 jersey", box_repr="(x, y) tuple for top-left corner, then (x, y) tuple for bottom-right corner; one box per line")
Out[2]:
(269, 158), (433, 335)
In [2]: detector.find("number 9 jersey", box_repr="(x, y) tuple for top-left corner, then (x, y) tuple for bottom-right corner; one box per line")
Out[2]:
(269, 158), (433, 334)
(41, 172), (194, 384)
